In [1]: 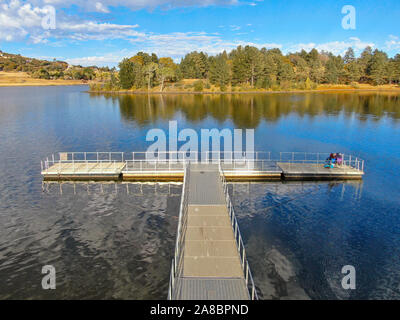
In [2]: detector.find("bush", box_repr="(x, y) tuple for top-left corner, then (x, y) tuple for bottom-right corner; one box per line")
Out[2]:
(297, 81), (306, 90)
(271, 83), (281, 91)
(193, 80), (204, 92)
(204, 81), (211, 89)
(255, 79), (264, 89)
(89, 83), (102, 91)
(305, 77), (312, 90)
(220, 84), (227, 92)
(350, 82), (360, 89)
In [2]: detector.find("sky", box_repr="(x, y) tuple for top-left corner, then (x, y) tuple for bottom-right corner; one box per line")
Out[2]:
(0, 0), (399, 67)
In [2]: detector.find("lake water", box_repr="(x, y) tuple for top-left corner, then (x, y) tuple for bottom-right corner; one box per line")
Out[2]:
(0, 86), (399, 299)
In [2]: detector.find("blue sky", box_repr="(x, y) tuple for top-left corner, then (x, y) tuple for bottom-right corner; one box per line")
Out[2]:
(0, 0), (399, 67)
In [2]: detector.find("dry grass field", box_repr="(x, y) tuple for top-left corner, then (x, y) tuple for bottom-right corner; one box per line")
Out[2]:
(0, 71), (86, 86)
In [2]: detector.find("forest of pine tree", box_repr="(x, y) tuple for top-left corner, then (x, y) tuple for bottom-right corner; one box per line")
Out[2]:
(90, 46), (400, 92)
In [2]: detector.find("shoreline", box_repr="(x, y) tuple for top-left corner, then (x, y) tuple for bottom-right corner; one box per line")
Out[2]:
(0, 82), (89, 87)
(88, 87), (400, 95)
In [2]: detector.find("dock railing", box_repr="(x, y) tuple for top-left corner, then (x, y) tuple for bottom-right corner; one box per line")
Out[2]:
(219, 162), (259, 300)
(278, 152), (364, 172)
(41, 152), (126, 175)
(168, 162), (190, 300)
(41, 151), (364, 175)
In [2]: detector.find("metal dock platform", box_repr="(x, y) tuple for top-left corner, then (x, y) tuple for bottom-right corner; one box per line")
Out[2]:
(41, 152), (364, 181)
(40, 151), (365, 300)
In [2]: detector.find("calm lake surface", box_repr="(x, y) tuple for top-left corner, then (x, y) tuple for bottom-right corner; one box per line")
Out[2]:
(0, 86), (399, 299)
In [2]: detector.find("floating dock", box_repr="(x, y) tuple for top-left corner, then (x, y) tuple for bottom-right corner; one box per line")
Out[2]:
(40, 151), (365, 300)
(41, 152), (364, 181)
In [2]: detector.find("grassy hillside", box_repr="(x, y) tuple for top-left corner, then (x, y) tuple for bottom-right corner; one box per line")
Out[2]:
(0, 50), (113, 83)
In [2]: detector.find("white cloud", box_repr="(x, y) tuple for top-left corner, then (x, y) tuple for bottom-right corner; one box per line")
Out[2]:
(287, 38), (375, 56)
(0, 0), (141, 42)
(230, 25), (241, 31)
(65, 53), (127, 66)
(29, 0), (240, 12)
(95, 2), (110, 13)
(385, 35), (400, 51)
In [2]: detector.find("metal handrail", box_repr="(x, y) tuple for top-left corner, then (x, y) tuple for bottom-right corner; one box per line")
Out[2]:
(218, 162), (259, 300)
(168, 162), (190, 300)
(278, 152), (365, 172)
(41, 151), (365, 175)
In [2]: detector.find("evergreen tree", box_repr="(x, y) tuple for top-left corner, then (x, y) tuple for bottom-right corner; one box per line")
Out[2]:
(180, 52), (208, 79)
(306, 49), (324, 83)
(277, 58), (295, 83)
(231, 46), (249, 85)
(358, 46), (373, 82)
(119, 58), (135, 89)
(343, 47), (356, 64)
(369, 49), (388, 85)
(392, 54), (400, 84)
(244, 46), (263, 87)
(209, 54), (230, 88)
(290, 54), (309, 82)
(324, 55), (345, 84)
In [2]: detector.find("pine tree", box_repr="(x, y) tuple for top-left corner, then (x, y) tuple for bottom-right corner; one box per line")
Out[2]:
(343, 47), (356, 64)
(324, 55), (345, 84)
(358, 46), (373, 82)
(119, 58), (134, 89)
(369, 50), (388, 85)
(209, 54), (230, 87)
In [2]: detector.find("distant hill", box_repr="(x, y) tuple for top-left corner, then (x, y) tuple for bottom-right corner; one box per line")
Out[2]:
(0, 50), (113, 81)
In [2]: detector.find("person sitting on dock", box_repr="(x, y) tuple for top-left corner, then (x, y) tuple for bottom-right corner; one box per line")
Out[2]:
(325, 153), (336, 169)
